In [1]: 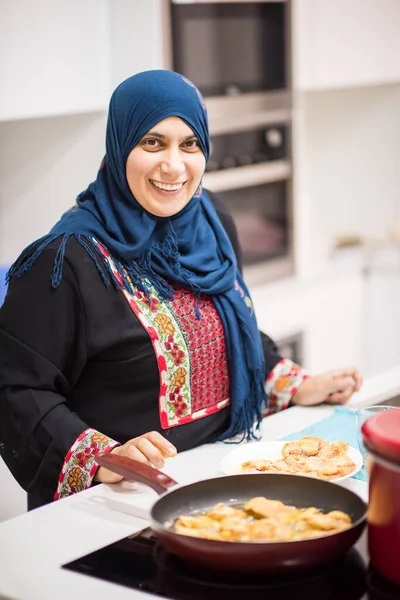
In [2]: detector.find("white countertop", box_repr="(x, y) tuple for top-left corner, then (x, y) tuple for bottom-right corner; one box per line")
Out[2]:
(0, 404), (370, 600)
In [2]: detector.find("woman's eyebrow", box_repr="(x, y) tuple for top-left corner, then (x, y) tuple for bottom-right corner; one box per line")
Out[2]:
(145, 131), (197, 141)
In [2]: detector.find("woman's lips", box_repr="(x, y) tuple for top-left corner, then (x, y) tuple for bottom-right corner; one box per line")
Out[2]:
(149, 179), (186, 192)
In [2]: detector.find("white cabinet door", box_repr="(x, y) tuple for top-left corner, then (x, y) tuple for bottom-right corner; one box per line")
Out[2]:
(293, 0), (400, 91)
(362, 247), (400, 376)
(0, 0), (110, 121)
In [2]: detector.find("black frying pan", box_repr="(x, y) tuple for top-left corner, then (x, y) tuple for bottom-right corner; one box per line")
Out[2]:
(95, 453), (367, 574)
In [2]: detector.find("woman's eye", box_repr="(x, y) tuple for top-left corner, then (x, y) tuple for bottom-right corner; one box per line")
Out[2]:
(142, 139), (162, 149)
(182, 139), (200, 150)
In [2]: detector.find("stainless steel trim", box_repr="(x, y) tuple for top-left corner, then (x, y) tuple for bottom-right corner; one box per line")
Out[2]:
(206, 90), (292, 134)
(203, 160), (291, 193)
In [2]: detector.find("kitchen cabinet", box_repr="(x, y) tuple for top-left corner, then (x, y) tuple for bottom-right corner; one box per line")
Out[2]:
(293, 0), (400, 91)
(362, 245), (400, 376)
(0, 0), (110, 121)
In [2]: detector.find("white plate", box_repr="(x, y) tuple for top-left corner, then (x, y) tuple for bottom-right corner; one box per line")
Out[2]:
(219, 441), (363, 482)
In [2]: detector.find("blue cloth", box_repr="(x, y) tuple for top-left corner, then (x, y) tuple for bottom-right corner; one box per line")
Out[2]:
(7, 70), (267, 442)
(281, 406), (367, 481)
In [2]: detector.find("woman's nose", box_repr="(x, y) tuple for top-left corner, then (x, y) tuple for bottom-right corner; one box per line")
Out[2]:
(160, 148), (185, 177)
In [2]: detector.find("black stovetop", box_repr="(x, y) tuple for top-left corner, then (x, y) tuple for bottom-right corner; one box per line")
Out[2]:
(63, 529), (400, 600)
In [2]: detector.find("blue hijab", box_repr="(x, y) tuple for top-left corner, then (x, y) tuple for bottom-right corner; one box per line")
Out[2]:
(8, 70), (267, 441)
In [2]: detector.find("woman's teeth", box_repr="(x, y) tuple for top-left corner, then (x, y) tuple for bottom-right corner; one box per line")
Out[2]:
(150, 180), (185, 191)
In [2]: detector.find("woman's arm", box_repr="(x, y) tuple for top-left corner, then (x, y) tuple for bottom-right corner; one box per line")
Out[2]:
(0, 244), (117, 507)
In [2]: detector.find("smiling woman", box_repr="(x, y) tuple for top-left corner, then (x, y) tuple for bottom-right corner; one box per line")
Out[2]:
(126, 117), (206, 217)
(0, 70), (363, 510)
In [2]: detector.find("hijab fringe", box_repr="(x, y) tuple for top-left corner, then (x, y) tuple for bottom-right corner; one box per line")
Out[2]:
(78, 235), (171, 300)
(138, 246), (174, 300)
(216, 364), (265, 443)
(7, 233), (113, 290)
(75, 235), (110, 288)
(161, 225), (203, 318)
(7, 233), (60, 284)
(215, 294), (267, 442)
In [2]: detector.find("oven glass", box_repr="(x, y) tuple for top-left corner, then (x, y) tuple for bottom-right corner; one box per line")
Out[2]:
(206, 126), (288, 172)
(171, 3), (286, 97)
(217, 180), (289, 266)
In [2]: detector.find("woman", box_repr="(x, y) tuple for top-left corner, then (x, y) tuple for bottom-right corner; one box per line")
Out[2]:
(0, 71), (362, 509)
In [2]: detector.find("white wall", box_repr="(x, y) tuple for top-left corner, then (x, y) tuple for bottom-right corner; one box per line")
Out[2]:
(0, 0), (110, 121)
(0, 112), (107, 263)
(109, 0), (165, 90)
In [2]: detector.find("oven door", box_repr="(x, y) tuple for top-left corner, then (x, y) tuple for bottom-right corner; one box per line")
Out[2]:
(168, 0), (288, 99)
(203, 162), (293, 285)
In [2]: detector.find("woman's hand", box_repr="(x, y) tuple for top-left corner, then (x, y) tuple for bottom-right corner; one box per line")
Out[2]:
(95, 431), (177, 484)
(291, 368), (363, 407)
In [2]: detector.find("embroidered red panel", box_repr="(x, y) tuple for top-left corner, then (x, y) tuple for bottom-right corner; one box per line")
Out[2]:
(168, 286), (230, 413)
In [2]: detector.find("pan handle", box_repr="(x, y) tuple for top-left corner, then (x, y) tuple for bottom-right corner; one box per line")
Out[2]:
(95, 453), (178, 495)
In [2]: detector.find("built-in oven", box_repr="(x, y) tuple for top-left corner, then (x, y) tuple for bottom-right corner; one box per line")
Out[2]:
(167, 0), (288, 99)
(202, 118), (293, 284)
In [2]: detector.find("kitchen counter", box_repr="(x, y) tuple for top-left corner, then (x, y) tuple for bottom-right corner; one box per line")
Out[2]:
(0, 405), (369, 600)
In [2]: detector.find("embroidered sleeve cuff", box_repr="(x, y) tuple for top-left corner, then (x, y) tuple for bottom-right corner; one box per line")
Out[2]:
(54, 429), (119, 501)
(264, 358), (310, 416)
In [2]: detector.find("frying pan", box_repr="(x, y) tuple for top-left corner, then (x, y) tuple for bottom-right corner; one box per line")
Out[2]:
(95, 453), (367, 574)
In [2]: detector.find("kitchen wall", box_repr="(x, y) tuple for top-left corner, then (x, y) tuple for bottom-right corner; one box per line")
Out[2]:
(0, 113), (106, 261)
(0, 0), (110, 120)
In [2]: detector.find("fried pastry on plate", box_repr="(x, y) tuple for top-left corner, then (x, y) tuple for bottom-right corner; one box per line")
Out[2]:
(282, 436), (324, 458)
(240, 436), (357, 481)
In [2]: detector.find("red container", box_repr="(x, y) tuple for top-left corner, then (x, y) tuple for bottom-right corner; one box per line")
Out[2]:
(362, 407), (400, 587)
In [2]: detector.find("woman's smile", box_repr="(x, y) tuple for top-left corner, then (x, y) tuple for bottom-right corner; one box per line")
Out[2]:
(149, 179), (187, 193)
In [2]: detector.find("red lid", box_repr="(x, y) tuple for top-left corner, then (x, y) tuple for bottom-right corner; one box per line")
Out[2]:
(361, 408), (400, 463)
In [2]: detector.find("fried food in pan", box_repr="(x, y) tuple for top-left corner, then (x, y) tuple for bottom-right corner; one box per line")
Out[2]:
(174, 497), (352, 543)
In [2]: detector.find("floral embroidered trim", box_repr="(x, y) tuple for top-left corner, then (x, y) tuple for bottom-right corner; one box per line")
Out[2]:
(54, 429), (119, 501)
(264, 358), (310, 416)
(126, 288), (193, 428)
(91, 238), (230, 429)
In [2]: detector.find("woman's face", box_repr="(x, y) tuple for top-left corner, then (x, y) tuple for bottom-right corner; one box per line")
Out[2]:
(126, 116), (206, 217)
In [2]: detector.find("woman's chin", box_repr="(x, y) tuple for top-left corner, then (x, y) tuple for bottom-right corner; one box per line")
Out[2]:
(144, 194), (193, 218)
